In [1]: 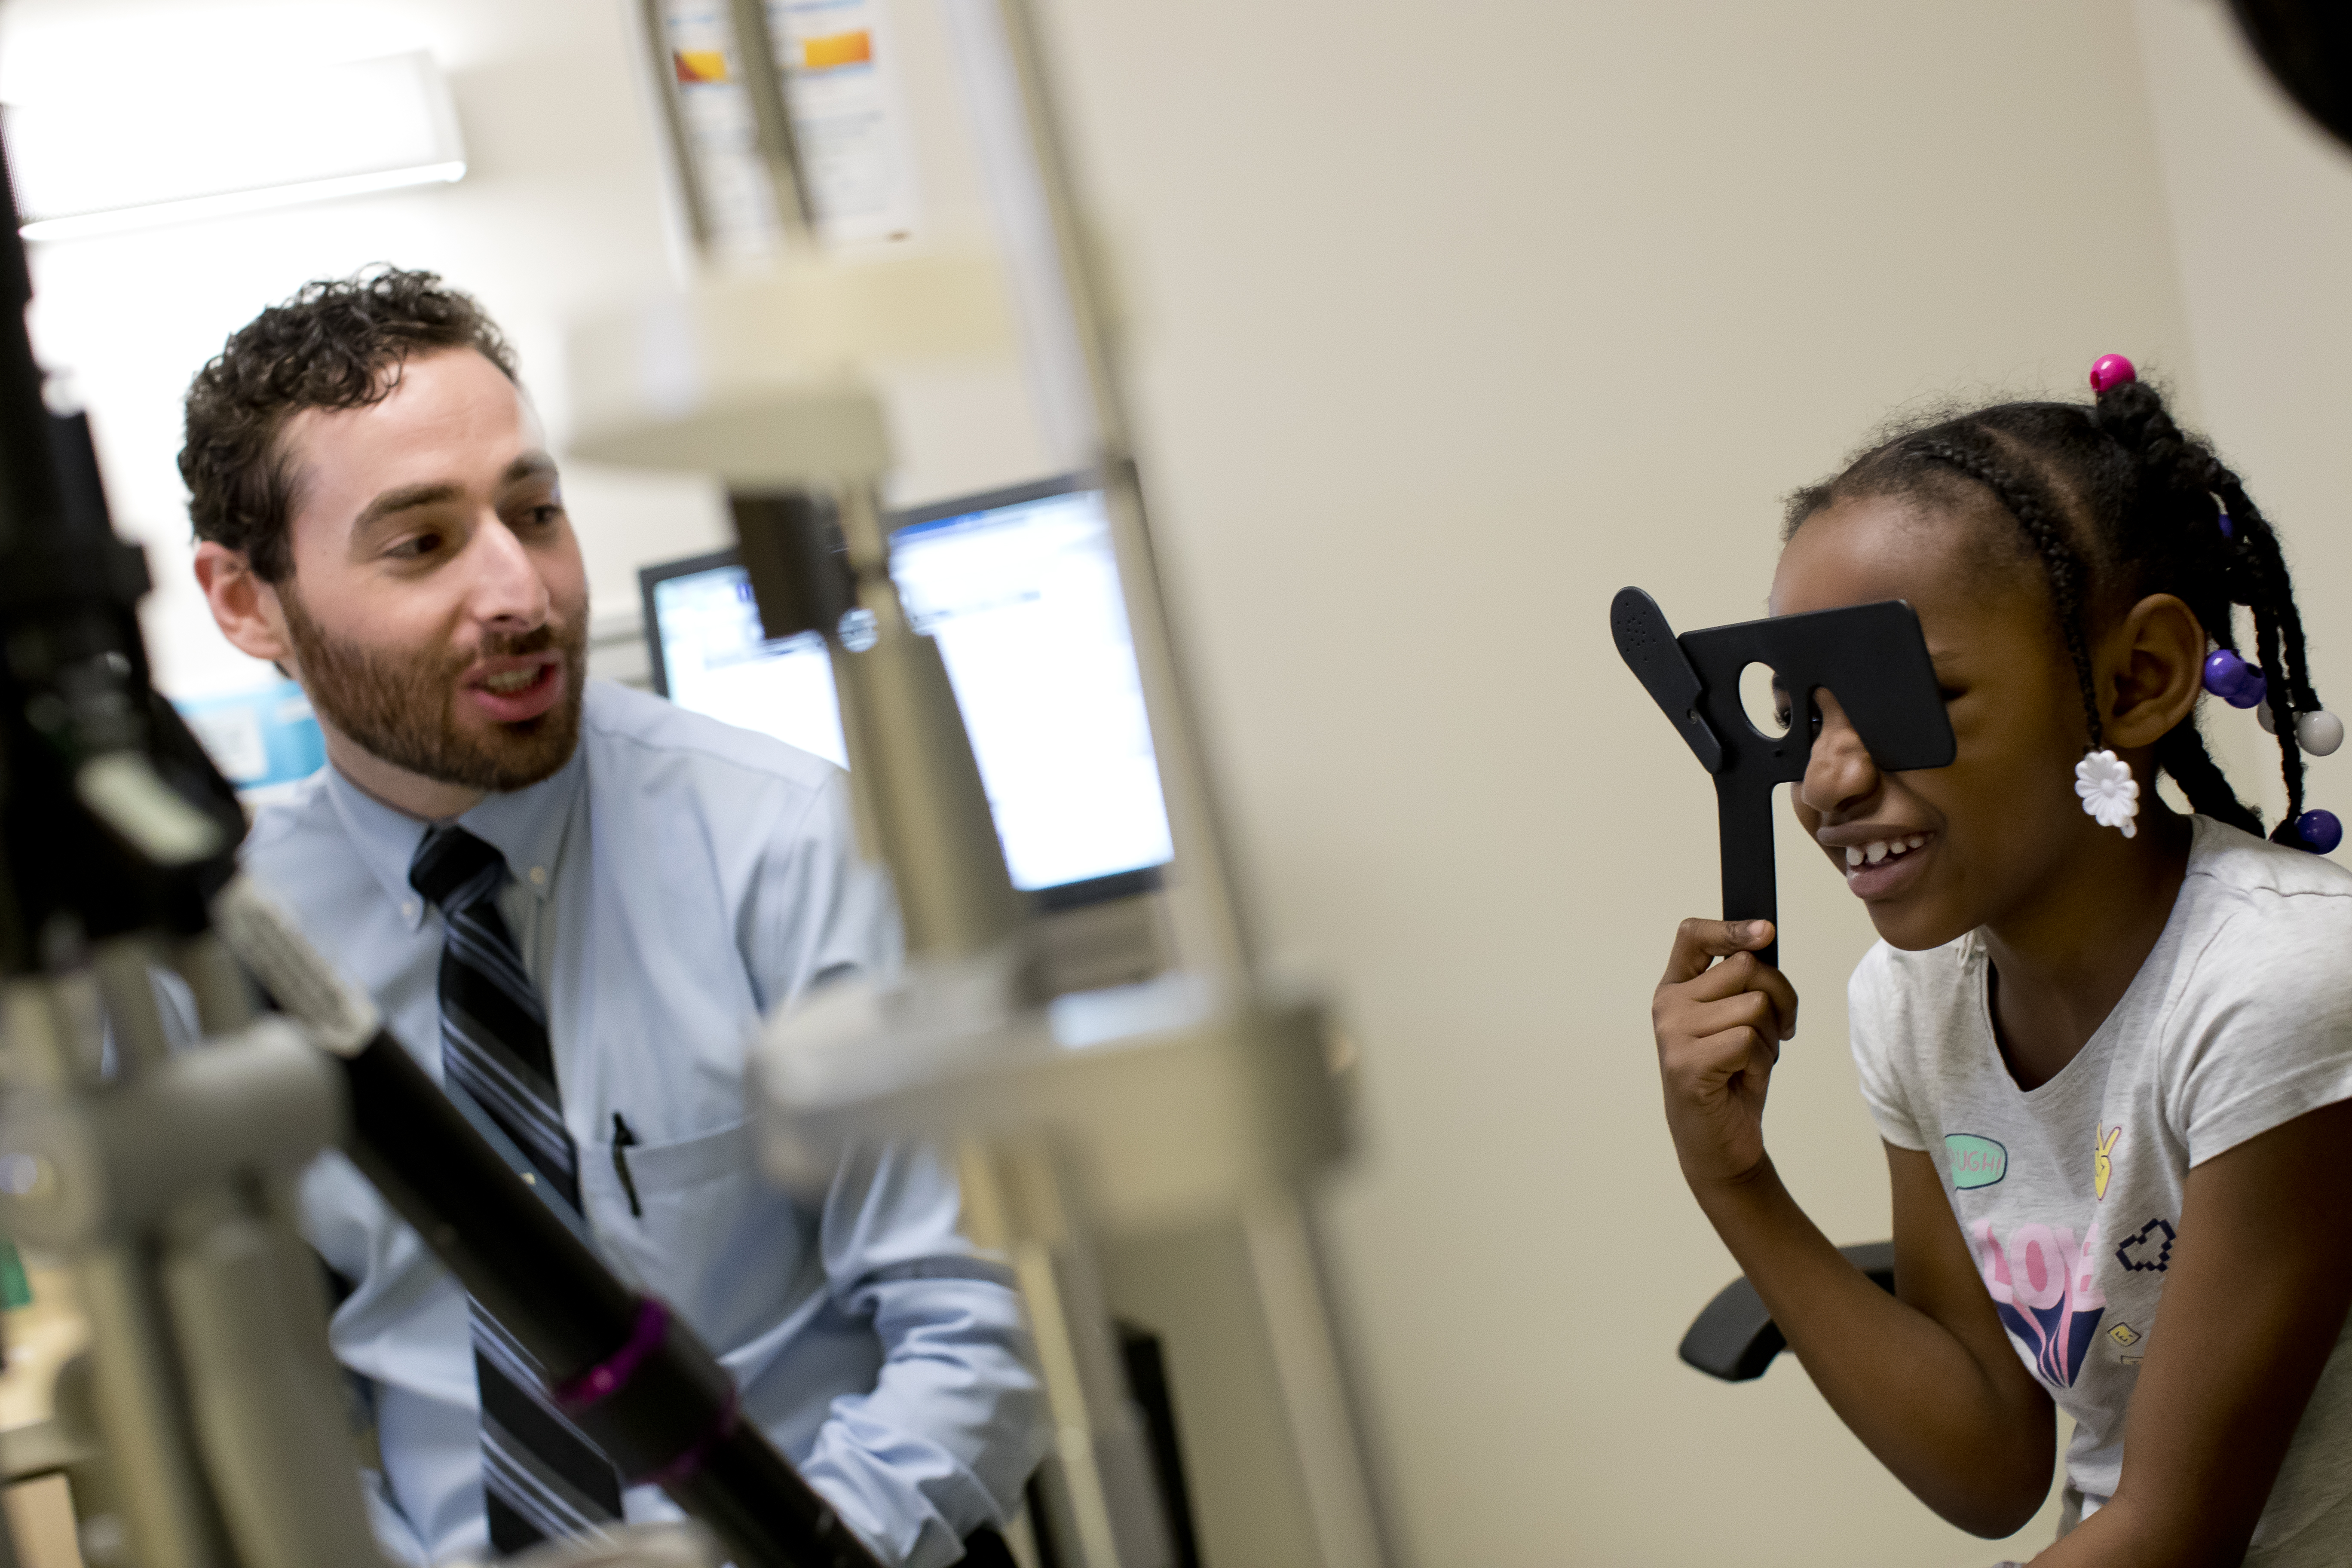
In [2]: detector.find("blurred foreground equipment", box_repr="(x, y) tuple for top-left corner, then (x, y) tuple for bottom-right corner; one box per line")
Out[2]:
(576, 1), (1402, 1563)
(0, 122), (878, 1568)
(2230, 0), (2352, 150)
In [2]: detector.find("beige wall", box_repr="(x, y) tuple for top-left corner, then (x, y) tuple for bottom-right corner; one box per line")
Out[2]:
(1029, 2), (2196, 1564)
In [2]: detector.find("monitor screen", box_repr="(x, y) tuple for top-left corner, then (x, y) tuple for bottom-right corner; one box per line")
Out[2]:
(642, 479), (1173, 898)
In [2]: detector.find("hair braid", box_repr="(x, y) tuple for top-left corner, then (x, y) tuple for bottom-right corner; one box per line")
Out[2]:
(2093, 382), (2323, 841)
(1909, 436), (2107, 749)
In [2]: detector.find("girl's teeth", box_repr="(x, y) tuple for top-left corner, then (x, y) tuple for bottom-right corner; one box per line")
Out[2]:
(1846, 847), (1863, 867)
(1865, 840), (1889, 864)
(1907, 835), (1926, 849)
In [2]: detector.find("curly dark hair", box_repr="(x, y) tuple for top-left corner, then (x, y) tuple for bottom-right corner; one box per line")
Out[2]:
(180, 267), (518, 582)
(1784, 371), (2322, 845)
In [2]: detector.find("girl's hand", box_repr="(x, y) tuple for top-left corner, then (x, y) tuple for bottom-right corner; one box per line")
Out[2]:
(1651, 919), (1798, 1187)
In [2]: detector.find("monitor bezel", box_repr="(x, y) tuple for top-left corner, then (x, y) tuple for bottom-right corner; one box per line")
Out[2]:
(637, 545), (746, 701)
(635, 475), (1167, 912)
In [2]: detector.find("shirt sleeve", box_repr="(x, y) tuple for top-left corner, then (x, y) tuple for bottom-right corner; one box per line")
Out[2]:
(799, 1144), (1047, 1568)
(740, 768), (1046, 1567)
(2166, 897), (2352, 1167)
(1847, 944), (1930, 1152)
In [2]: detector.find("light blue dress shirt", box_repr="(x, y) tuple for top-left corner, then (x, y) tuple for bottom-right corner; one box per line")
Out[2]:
(241, 680), (1043, 1568)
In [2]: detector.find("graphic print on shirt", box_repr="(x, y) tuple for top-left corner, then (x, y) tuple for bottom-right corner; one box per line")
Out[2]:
(1946, 1133), (2008, 1190)
(2114, 1216), (2175, 1273)
(1972, 1217), (2106, 1387)
(2093, 1124), (2121, 1201)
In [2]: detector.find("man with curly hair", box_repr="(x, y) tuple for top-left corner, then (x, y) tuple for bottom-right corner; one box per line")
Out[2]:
(189, 268), (1042, 1568)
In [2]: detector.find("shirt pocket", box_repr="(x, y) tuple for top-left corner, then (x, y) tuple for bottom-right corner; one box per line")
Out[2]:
(585, 1116), (816, 1353)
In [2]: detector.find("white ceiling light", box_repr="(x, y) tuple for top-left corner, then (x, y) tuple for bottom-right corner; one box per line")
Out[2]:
(6, 50), (466, 242)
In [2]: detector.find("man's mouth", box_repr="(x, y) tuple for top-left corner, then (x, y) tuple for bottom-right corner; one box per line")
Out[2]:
(463, 654), (565, 723)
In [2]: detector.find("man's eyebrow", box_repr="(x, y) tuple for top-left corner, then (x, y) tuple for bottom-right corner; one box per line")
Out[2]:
(354, 482), (461, 532)
(504, 452), (558, 485)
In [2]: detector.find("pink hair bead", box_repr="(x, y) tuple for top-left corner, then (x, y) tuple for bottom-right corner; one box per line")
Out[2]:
(2089, 354), (2136, 394)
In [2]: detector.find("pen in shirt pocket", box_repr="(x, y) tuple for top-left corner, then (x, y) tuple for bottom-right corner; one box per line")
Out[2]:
(612, 1113), (643, 1218)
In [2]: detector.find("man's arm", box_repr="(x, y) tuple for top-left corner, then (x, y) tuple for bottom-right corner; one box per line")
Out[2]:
(744, 772), (1044, 1566)
(799, 1142), (1046, 1568)
(2030, 1099), (2352, 1566)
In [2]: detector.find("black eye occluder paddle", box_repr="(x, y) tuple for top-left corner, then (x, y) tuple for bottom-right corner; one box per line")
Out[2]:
(1610, 588), (1955, 970)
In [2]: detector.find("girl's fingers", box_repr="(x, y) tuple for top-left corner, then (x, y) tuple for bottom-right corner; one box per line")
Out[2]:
(1663, 933), (1801, 1041)
(1672, 993), (1782, 1061)
(1692, 1023), (1780, 1081)
(1661, 917), (1776, 985)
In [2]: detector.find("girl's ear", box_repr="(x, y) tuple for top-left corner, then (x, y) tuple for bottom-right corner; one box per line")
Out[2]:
(2103, 593), (2205, 751)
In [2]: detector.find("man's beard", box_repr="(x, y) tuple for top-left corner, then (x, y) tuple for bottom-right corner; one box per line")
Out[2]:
(281, 584), (587, 795)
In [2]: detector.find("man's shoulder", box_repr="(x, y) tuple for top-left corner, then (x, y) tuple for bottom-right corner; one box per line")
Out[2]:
(578, 681), (843, 821)
(239, 768), (345, 872)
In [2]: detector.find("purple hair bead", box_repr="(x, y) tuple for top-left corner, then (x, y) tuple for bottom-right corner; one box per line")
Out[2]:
(2216, 507), (2235, 541)
(2204, 649), (2259, 702)
(2297, 809), (2343, 855)
(2089, 354), (2137, 394)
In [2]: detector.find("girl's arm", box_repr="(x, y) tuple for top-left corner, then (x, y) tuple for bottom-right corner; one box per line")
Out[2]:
(1654, 918), (2055, 1534)
(2030, 1098), (2352, 1567)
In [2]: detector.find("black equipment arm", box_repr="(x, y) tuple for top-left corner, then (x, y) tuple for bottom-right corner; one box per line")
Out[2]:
(338, 1028), (881, 1568)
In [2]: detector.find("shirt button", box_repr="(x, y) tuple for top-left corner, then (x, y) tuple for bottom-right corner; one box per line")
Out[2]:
(529, 866), (548, 887)
(522, 1172), (536, 1186)
(401, 900), (419, 921)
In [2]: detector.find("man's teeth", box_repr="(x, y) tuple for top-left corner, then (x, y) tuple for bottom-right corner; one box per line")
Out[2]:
(1844, 835), (1929, 870)
(484, 667), (538, 693)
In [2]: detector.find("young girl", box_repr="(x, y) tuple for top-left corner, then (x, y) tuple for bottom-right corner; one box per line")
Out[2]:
(1651, 357), (2352, 1565)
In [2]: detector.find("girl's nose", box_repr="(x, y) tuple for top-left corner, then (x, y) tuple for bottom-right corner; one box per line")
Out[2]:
(1799, 687), (1880, 818)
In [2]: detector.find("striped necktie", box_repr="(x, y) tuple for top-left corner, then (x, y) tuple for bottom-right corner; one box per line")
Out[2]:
(409, 825), (624, 1552)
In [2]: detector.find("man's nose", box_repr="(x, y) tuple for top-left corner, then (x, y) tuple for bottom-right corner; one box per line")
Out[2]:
(1799, 688), (1880, 818)
(465, 516), (551, 631)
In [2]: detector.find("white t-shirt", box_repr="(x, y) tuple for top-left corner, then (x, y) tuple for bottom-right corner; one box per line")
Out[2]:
(1848, 816), (2352, 1562)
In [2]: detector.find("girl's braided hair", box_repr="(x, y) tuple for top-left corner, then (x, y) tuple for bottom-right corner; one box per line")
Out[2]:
(1782, 374), (2319, 844)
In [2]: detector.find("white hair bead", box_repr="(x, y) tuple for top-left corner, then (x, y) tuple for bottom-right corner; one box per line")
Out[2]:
(2298, 710), (2345, 757)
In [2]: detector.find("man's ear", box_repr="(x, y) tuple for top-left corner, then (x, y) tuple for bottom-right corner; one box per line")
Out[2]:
(193, 541), (294, 668)
(2103, 592), (2205, 751)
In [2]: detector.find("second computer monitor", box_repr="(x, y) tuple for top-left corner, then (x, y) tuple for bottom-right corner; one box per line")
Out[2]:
(640, 476), (1173, 906)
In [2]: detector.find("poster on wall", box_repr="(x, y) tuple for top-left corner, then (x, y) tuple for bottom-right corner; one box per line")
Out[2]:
(662, 0), (921, 255)
(174, 679), (327, 808)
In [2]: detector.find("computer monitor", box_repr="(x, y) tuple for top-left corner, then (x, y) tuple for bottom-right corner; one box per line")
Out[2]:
(640, 476), (1173, 908)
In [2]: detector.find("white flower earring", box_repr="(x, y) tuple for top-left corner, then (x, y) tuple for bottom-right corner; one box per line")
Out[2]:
(2076, 750), (2140, 839)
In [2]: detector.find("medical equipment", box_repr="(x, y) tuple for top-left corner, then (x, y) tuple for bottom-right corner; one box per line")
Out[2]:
(569, 1), (1400, 1563)
(1611, 588), (1956, 967)
(0, 124), (877, 1568)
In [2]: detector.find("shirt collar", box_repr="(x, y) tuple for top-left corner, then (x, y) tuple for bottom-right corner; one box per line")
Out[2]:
(324, 743), (587, 933)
